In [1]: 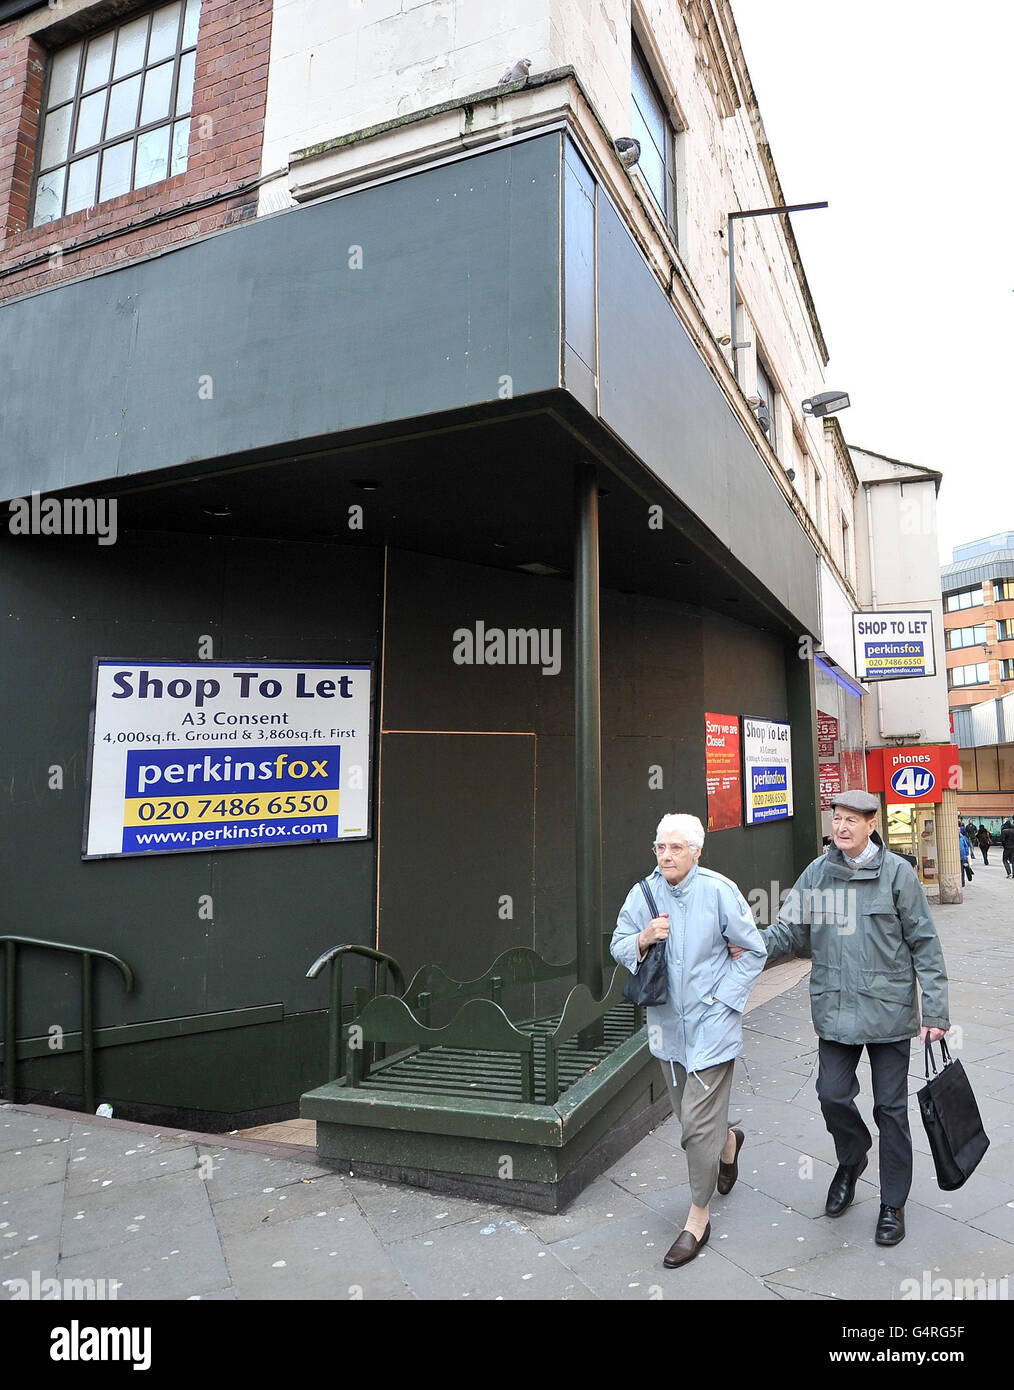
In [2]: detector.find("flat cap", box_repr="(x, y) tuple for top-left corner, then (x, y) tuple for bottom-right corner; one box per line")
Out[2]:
(830, 789), (879, 814)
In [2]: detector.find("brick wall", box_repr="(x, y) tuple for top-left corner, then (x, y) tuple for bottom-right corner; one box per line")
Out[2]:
(0, 0), (272, 301)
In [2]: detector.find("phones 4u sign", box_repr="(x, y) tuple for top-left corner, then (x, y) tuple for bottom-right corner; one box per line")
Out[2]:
(866, 746), (959, 805)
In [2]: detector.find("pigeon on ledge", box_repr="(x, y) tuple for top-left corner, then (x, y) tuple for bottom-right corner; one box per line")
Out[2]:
(614, 137), (641, 169)
(498, 58), (532, 86)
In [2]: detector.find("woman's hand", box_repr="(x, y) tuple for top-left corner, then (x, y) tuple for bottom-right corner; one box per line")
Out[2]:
(638, 914), (670, 952)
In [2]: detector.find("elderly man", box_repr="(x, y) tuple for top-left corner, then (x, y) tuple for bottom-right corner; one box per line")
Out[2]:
(611, 814), (767, 1270)
(742, 790), (949, 1247)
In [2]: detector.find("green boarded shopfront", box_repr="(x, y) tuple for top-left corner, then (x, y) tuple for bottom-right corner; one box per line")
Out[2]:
(0, 133), (821, 1205)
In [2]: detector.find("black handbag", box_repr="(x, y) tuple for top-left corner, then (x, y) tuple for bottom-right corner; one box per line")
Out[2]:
(622, 879), (668, 1006)
(917, 1038), (989, 1191)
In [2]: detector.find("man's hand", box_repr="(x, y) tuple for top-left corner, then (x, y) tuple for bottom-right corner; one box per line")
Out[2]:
(728, 943), (746, 960)
(920, 1026), (947, 1044)
(638, 914), (669, 952)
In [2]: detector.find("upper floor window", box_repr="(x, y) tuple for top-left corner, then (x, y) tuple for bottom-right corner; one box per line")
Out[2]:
(948, 662), (990, 688)
(755, 356), (777, 452)
(840, 514), (850, 580)
(1001, 658), (1014, 682)
(997, 618), (1014, 642)
(944, 586), (982, 613)
(996, 578), (1014, 602)
(32, 0), (201, 227)
(631, 38), (678, 241)
(947, 624), (987, 649)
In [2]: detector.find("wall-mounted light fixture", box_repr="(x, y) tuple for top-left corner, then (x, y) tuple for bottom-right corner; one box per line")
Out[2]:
(802, 390), (850, 418)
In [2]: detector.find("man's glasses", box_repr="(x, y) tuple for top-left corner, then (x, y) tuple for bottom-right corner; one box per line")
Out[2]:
(653, 842), (691, 855)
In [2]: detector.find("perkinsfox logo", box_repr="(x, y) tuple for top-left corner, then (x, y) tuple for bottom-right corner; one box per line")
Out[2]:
(133, 753), (332, 794)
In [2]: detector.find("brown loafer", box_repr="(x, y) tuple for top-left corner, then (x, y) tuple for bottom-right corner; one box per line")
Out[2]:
(716, 1127), (745, 1196)
(662, 1221), (711, 1268)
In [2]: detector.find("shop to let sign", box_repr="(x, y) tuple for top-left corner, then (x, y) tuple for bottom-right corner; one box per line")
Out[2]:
(742, 717), (793, 824)
(83, 661), (373, 858)
(704, 713), (742, 831)
(852, 611), (936, 680)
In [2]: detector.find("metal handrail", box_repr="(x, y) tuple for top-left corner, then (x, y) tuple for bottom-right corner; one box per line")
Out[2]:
(306, 944), (406, 1080)
(1, 936), (134, 1116)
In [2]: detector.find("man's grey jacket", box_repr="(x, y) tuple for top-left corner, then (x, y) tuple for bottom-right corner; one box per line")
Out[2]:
(763, 832), (949, 1044)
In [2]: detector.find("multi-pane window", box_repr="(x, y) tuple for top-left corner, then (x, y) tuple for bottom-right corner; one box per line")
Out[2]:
(755, 357), (777, 451)
(631, 38), (678, 240)
(944, 586), (983, 613)
(32, 0), (201, 227)
(948, 662), (990, 688)
(996, 619), (1014, 642)
(997, 579), (1014, 601)
(947, 624), (987, 649)
(1001, 658), (1014, 681)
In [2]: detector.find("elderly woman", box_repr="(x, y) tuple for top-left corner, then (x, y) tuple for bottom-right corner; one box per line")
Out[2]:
(610, 813), (767, 1269)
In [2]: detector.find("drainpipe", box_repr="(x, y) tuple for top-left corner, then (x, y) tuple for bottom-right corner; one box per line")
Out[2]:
(575, 462), (604, 1047)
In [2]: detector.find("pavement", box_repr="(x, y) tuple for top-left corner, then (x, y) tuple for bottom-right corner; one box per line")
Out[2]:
(2, 864), (1012, 1302)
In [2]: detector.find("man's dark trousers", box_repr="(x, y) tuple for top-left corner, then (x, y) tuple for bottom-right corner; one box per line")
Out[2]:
(816, 1039), (912, 1207)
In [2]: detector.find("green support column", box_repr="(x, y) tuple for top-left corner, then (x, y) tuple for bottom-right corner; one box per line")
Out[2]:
(785, 640), (821, 875)
(575, 463), (604, 1047)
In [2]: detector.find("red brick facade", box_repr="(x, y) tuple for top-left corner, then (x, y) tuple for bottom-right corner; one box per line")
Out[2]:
(0, 0), (272, 301)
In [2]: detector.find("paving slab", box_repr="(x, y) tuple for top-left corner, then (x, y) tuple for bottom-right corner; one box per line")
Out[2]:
(64, 1134), (198, 1197)
(220, 1203), (414, 1300)
(520, 1173), (652, 1244)
(213, 1172), (354, 1238)
(967, 1200), (1014, 1244)
(603, 1131), (691, 1196)
(638, 1179), (849, 1277)
(198, 1144), (332, 1202)
(384, 1212), (582, 1300)
(56, 1215), (230, 1301)
(62, 1167), (212, 1259)
(348, 1179), (501, 1245)
(735, 1138), (878, 1218)
(546, 1205), (781, 1300)
(0, 1238), (61, 1295)
(0, 1176), (66, 1248)
(0, 1111), (73, 1154)
(0, 1143), (68, 1193)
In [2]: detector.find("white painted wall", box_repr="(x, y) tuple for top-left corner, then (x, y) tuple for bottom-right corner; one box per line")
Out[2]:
(259, 1), (837, 559)
(850, 451), (950, 744)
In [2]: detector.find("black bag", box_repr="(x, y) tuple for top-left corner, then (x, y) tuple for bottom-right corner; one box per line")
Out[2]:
(622, 879), (668, 1007)
(917, 1038), (989, 1191)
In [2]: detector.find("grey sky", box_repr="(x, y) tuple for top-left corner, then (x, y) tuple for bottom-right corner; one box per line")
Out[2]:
(730, 0), (1013, 564)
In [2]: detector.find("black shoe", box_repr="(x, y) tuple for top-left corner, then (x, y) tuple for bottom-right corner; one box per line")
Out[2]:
(825, 1154), (869, 1216)
(875, 1204), (905, 1245)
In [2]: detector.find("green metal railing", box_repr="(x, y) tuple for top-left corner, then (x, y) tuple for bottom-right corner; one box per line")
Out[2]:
(1, 936), (134, 1115)
(306, 944), (406, 1080)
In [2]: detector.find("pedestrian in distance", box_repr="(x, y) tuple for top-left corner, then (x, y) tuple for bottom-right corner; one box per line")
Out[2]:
(1001, 819), (1014, 879)
(730, 790), (950, 1247)
(977, 823), (992, 865)
(610, 814), (767, 1270)
(960, 828), (973, 885)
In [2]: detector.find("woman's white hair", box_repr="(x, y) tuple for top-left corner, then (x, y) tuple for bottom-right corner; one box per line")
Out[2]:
(654, 813), (705, 851)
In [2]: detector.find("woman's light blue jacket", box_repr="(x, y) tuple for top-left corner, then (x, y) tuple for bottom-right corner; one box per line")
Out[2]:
(610, 862), (767, 1083)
